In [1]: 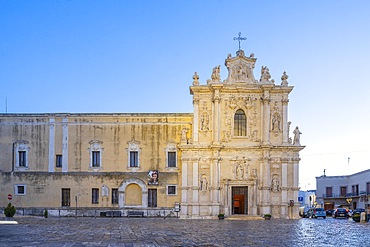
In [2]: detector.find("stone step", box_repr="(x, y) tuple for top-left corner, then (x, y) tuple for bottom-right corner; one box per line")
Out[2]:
(225, 215), (264, 220)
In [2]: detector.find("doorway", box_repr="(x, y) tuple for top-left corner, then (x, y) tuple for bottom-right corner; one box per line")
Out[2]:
(148, 189), (157, 207)
(232, 186), (248, 215)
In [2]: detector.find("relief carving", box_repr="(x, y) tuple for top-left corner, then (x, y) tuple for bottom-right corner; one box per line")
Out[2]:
(224, 50), (256, 84)
(200, 102), (210, 134)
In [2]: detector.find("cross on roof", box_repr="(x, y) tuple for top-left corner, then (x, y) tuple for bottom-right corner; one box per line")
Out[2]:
(233, 32), (247, 50)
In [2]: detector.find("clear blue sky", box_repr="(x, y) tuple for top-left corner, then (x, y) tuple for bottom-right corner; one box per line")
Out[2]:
(1, 1), (369, 190)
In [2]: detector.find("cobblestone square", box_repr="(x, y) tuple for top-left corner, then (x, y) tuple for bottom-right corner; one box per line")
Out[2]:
(1, 217), (369, 247)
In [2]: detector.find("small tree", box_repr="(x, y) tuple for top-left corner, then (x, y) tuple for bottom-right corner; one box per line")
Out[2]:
(44, 209), (48, 218)
(4, 203), (16, 217)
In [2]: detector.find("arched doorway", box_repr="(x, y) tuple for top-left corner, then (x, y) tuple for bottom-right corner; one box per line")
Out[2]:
(118, 178), (148, 208)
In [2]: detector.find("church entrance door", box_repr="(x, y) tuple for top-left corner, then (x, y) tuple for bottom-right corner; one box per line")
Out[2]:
(232, 186), (248, 215)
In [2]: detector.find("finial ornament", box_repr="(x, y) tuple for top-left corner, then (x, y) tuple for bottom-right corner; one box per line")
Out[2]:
(233, 32), (247, 51)
(193, 72), (199, 86)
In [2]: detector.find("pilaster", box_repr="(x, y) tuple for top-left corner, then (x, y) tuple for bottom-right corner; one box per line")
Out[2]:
(193, 98), (199, 143)
(48, 118), (55, 172)
(62, 118), (68, 172)
(282, 98), (289, 144)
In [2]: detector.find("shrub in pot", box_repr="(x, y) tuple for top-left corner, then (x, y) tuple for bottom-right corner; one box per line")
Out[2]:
(4, 203), (16, 218)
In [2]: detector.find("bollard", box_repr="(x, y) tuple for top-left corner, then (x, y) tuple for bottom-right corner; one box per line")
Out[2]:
(360, 212), (366, 223)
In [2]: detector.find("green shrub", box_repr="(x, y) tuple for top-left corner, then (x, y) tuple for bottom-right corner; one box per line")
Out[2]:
(4, 203), (16, 217)
(44, 209), (48, 218)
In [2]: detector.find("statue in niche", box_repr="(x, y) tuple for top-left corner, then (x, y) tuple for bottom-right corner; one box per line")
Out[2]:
(236, 164), (244, 179)
(260, 66), (271, 82)
(272, 113), (281, 131)
(281, 71), (289, 86)
(200, 176), (208, 191)
(271, 175), (280, 193)
(293, 126), (302, 145)
(181, 128), (188, 143)
(193, 72), (199, 86)
(211, 65), (221, 82)
(200, 112), (209, 131)
(102, 185), (109, 197)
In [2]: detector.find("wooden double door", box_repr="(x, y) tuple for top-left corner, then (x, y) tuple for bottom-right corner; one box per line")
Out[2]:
(232, 186), (248, 215)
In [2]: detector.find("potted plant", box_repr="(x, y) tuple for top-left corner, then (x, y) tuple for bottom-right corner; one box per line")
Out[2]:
(264, 214), (271, 220)
(218, 213), (225, 220)
(4, 203), (16, 219)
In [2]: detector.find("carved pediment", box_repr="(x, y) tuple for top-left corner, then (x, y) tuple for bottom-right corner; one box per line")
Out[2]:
(224, 50), (257, 84)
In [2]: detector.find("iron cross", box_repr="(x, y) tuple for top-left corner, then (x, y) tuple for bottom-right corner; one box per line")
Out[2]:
(233, 32), (247, 50)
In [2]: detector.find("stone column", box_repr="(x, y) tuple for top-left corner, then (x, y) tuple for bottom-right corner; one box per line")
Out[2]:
(282, 98), (289, 144)
(292, 159), (300, 219)
(181, 159), (188, 216)
(213, 89), (221, 145)
(193, 98), (199, 143)
(48, 118), (55, 172)
(262, 91), (270, 145)
(259, 151), (271, 214)
(211, 157), (221, 215)
(192, 160), (199, 216)
(62, 118), (68, 172)
(281, 162), (288, 217)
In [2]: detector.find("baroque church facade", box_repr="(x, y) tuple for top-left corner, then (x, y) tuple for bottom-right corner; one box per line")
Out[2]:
(0, 48), (304, 219)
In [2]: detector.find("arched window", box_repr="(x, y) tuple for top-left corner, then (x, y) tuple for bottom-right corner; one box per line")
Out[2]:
(234, 109), (247, 136)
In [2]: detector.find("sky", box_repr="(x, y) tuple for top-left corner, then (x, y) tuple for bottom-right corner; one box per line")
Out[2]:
(1, 0), (369, 190)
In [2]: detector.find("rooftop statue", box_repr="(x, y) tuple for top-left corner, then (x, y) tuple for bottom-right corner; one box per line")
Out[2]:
(260, 66), (271, 83)
(293, 126), (302, 145)
(211, 65), (221, 82)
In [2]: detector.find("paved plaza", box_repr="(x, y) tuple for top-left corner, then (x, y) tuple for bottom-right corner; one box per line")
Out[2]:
(0, 217), (369, 247)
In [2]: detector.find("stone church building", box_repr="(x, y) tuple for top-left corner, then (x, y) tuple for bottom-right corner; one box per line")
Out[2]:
(0, 48), (304, 219)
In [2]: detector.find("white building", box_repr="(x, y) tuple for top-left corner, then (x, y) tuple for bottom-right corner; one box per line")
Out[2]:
(316, 169), (370, 210)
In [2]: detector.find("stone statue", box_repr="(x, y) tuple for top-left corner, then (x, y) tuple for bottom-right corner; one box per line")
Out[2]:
(271, 175), (280, 193)
(293, 126), (302, 145)
(281, 71), (289, 86)
(260, 66), (271, 82)
(211, 65), (221, 82)
(102, 185), (109, 197)
(272, 114), (281, 131)
(200, 176), (208, 191)
(193, 72), (199, 86)
(181, 128), (188, 143)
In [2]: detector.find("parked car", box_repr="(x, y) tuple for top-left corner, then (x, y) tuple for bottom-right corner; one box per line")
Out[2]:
(312, 208), (326, 219)
(299, 206), (312, 218)
(333, 208), (349, 218)
(352, 208), (365, 222)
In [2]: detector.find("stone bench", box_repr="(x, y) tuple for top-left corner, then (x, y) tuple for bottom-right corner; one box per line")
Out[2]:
(105, 211), (121, 217)
(127, 211), (144, 217)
